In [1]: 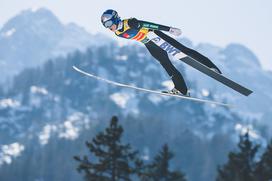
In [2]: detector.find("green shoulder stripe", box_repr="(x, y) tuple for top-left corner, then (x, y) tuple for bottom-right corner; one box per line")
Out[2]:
(142, 23), (159, 30)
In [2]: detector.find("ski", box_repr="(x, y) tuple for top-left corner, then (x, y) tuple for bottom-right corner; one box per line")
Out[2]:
(146, 31), (253, 96)
(73, 66), (234, 108)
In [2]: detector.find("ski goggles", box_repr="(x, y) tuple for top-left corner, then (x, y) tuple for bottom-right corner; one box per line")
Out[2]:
(103, 20), (114, 28)
(101, 14), (120, 28)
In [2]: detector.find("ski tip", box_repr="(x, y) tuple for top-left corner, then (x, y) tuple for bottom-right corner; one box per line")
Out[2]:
(72, 65), (78, 70)
(72, 65), (82, 73)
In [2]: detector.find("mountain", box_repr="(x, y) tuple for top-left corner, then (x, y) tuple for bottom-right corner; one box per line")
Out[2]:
(181, 41), (272, 133)
(0, 41), (267, 181)
(0, 8), (111, 82)
(0, 8), (271, 181)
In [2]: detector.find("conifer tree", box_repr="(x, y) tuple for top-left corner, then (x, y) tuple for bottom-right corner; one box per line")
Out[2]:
(216, 132), (260, 181)
(141, 144), (186, 181)
(74, 116), (140, 181)
(255, 140), (272, 181)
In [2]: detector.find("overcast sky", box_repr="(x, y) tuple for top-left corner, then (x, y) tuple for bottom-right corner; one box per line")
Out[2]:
(1, 0), (271, 70)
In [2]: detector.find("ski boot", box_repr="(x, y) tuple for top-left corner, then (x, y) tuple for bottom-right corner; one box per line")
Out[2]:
(162, 88), (190, 97)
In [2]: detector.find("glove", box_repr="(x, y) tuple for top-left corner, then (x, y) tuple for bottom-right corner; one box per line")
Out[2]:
(169, 27), (182, 37)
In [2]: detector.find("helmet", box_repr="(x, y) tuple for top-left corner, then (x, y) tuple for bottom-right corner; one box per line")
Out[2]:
(101, 9), (121, 28)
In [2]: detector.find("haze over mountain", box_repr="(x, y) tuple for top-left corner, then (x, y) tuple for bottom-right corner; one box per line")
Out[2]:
(0, 8), (111, 82)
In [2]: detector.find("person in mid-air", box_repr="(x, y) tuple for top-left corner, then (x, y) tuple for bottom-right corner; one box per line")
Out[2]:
(101, 9), (221, 96)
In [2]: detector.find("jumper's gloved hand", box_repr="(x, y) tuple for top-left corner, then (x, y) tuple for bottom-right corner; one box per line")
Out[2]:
(169, 27), (182, 37)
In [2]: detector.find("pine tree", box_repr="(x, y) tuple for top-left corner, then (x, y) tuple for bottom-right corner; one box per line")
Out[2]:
(74, 116), (140, 181)
(255, 140), (272, 181)
(216, 132), (260, 181)
(141, 144), (186, 181)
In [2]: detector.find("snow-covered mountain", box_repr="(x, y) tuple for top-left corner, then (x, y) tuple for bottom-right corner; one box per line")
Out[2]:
(0, 8), (271, 181)
(0, 41), (268, 181)
(178, 40), (272, 132)
(0, 8), (111, 82)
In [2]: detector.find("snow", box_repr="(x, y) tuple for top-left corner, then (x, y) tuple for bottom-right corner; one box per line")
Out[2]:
(235, 123), (260, 139)
(39, 124), (57, 145)
(148, 94), (164, 104)
(38, 112), (91, 145)
(29, 86), (49, 107)
(116, 55), (128, 61)
(1, 28), (16, 37)
(201, 89), (210, 97)
(109, 91), (139, 115)
(58, 120), (79, 140)
(110, 92), (131, 108)
(59, 113), (90, 140)
(0, 143), (25, 165)
(0, 99), (21, 108)
(30, 86), (48, 95)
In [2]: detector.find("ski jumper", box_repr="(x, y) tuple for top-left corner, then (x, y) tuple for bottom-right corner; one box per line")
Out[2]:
(115, 18), (220, 94)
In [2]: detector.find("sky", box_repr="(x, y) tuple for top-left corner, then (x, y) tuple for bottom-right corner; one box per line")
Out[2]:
(1, 0), (271, 70)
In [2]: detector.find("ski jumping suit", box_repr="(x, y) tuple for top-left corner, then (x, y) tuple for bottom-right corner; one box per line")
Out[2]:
(115, 18), (221, 95)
